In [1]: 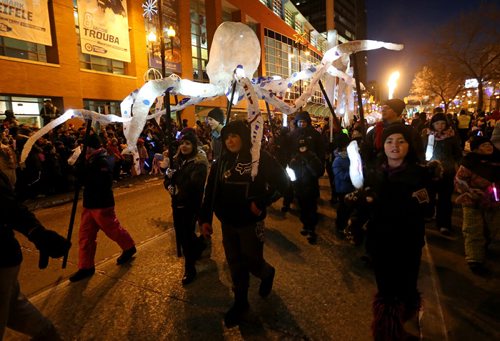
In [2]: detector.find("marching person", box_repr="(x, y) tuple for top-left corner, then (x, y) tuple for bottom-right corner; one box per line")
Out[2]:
(455, 135), (500, 275)
(422, 112), (462, 235)
(69, 133), (136, 282)
(361, 125), (441, 340)
(0, 169), (70, 340)
(164, 132), (209, 285)
(199, 120), (289, 328)
(289, 136), (324, 244)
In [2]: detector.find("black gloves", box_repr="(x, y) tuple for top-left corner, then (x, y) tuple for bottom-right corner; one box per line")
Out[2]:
(29, 227), (71, 269)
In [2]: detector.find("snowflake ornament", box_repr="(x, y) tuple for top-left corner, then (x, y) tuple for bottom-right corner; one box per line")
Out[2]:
(142, 0), (158, 21)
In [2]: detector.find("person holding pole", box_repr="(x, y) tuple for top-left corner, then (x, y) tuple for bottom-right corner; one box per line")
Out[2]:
(0, 169), (70, 340)
(199, 119), (290, 328)
(164, 131), (208, 285)
(69, 133), (136, 282)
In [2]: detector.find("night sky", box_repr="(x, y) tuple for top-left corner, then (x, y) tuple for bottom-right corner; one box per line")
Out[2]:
(365, 0), (496, 99)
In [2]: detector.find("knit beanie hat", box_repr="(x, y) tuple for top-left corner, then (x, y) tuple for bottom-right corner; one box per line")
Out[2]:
(179, 131), (199, 147)
(383, 99), (406, 116)
(382, 124), (411, 145)
(207, 108), (225, 124)
(294, 111), (312, 124)
(221, 119), (252, 151)
(470, 135), (492, 151)
(430, 113), (448, 127)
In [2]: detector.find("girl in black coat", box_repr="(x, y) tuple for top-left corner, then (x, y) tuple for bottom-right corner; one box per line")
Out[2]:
(363, 124), (440, 341)
(164, 132), (208, 285)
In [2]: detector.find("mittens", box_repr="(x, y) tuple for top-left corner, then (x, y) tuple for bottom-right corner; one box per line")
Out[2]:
(29, 227), (71, 269)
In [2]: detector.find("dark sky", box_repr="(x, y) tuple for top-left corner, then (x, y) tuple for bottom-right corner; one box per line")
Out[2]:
(365, 0), (495, 99)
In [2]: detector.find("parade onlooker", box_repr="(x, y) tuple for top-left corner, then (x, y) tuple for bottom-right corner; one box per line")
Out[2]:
(40, 100), (60, 127)
(200, 120), (289, 328)
(422, 112), (462, 234)
(362, 125), (439, 340)
(0, 169), (70, 340)
(289, 136), (324, 244)
(455, 135), (500, 276)
(164, 132), (208, 285)
(69, 134), (136, 282)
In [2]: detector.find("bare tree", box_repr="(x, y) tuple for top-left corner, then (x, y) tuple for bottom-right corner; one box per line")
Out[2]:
(410, 64), (464, 113)
(426, 4), (500, 111)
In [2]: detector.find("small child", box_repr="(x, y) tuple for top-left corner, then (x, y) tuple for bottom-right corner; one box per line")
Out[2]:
(332, 133), (355, 236)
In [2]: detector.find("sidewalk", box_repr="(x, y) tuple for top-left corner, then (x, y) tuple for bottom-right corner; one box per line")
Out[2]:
(4, 177), (471, 340)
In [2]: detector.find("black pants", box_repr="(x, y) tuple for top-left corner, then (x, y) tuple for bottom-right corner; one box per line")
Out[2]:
(372, 246), (422, 308)
(172, 206), (199, 267)
(297, 195), (318, 231)
(435, 172), (455, 230)
(221, 221), (273, 294)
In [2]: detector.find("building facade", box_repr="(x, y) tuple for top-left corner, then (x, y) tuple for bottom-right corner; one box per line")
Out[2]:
(0, 0), (359, 127)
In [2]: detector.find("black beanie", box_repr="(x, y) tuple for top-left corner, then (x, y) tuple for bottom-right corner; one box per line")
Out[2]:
(207, 108), (225, 124)
(221, 119), (252, 152)
(294, 111), (312, 124)
(86, 134), (102, 149)
(382, 124), (411, 145)
(469, 135), (491, 151)
(430, 113), (447, 126)
(180, 131), (199, 147)
(383, 99), (406, 116)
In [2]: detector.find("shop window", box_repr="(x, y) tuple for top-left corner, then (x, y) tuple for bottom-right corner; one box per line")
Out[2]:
(190, 0), (208, 82)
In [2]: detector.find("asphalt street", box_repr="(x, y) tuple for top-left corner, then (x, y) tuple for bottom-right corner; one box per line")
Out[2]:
(4, 175), (499, 340)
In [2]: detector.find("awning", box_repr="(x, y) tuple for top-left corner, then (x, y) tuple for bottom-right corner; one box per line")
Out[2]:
(302, 103), (332, 118)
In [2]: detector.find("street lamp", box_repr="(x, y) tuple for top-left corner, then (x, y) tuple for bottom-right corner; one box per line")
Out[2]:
(387, 71), (400, 99)
(167, 25), (176, 62)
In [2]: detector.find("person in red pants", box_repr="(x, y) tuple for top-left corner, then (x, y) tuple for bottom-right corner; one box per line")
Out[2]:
(70, 133), (136, 282)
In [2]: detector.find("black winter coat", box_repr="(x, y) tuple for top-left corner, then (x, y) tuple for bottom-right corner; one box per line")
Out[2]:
(289, 149), (324, 198)
(201, 150), (290, 226)
(0, 170), (44, 267)
(364, 162), (433, 254)
(164, 151), (208, 211)
(81, 149), (115, 209)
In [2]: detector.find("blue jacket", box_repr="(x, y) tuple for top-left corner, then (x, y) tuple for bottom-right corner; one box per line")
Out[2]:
(332, 150), (355, 194)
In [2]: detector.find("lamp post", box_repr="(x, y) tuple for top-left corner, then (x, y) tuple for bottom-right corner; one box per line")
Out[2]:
(387, 71), (400, 99)
(167, 25), (176, 63)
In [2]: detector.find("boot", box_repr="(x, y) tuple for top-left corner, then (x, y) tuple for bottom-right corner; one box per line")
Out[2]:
(69, 267), (95, 282)
(372, 294), (405, 341)
(307, 232), (317, 245)
(182, 263), (197, 285)
(224, 290), (249, 328)
(259, 266), (275, 298)
(117, 246), (136, 265)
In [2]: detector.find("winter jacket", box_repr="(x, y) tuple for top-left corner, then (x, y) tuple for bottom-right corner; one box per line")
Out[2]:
(332, 150), (355, 194)
(289, 125), (326, 161)
(80, 148), (115, 209)
(422, 128), (462, 173)
(289, 149), (324, 198)
(201, 150), (289, 226)
(455, 151), (500, 208)
(364, 162), (434, 253)
(164, 149), (208, 212)
(0, 170), (44, 267)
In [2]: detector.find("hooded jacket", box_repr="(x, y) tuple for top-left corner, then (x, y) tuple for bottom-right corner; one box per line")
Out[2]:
(200, 120), (290, 225)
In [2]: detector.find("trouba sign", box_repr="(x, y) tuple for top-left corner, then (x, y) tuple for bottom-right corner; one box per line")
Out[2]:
(77, 0), (131, 62)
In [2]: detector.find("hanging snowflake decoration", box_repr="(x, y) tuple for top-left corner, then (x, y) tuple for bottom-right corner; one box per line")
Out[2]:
(142, 0), (158, 21)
